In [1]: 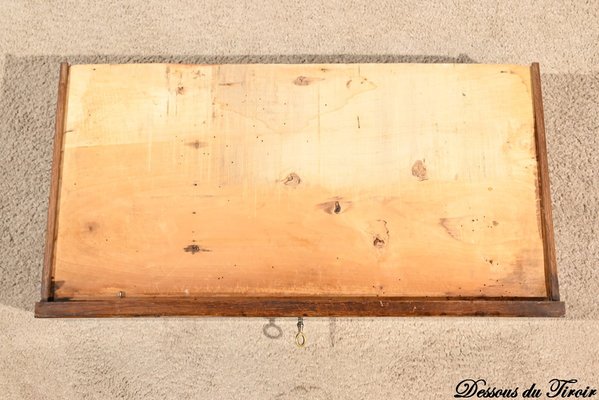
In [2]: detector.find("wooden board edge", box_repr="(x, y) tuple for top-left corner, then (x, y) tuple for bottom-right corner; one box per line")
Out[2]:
(530, 63), (560, 301)
(35, 298), (566, 318)
(40, 62), (69, 301)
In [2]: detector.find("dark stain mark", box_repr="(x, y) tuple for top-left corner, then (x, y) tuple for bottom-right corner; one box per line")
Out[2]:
(282, 172), (301, 186)
(183, 244), (211, 254)
(293, 76), (320, 86)
(294, 76), (310, 85)
(346, 79), (352, 88)
(86, 222), (99, 233)
(411, 160), (428, 181)
(51, 280), (65, 295)
(219, 81), (242, 86)
(186, 140), (208, 149)
(317, 198), (351, 214)
(493, 220), (499, 226)
(356, 115), (360, 129)
(334, 201), (341, 214)
(373, 237), (385, 248)
(177, 86), (185, 95)
(371, 219), (389, 248)
(462, 92), (466, 97)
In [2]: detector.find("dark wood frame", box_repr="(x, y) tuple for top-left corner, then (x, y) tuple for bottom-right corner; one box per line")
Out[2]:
(35, 62), (564, 318)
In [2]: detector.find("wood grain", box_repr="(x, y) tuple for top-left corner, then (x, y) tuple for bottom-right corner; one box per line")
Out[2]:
(49, 63), (548, 302)
(41, 62), (69, 301)
(531, 63), (560, 301)
(35, 298), (565, 318)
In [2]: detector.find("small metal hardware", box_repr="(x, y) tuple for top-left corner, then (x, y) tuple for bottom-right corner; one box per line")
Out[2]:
(295, 317), (306, 347)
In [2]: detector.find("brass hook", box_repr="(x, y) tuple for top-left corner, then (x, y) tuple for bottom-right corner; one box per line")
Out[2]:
(295, 317), (306, 347)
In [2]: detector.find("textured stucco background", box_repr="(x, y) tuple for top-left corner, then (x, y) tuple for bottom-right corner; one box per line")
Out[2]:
(0, 1), (598, 399)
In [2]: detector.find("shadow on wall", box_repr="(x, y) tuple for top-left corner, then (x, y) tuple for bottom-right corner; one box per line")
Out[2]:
(0, 54), (596, 322)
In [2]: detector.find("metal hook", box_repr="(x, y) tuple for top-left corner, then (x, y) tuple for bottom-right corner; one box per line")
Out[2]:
(295, 317), (306, 347)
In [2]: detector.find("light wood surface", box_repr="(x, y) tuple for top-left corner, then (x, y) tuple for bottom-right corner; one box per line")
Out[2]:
(52, 63), (546, 299)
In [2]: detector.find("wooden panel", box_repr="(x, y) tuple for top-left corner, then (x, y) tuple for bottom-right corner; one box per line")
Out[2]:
(41, 62), (69, 301)
(50, 63), (547, 301)
(35, 298), (565, 318)
(531, 63), (560, 301)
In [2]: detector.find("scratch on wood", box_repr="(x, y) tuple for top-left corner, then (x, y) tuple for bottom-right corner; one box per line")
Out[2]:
(356, 116), (360, 129)
(219, 81), (243, 86)
(439, 218), (461, 241)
